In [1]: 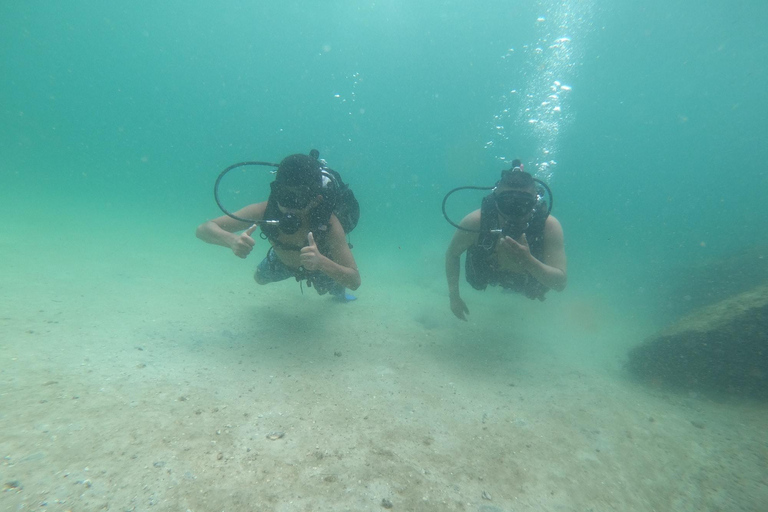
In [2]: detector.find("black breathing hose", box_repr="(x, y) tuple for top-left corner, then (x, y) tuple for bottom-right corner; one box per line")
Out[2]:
(213, 161), (278, 224)
(441, 186), (494, 232)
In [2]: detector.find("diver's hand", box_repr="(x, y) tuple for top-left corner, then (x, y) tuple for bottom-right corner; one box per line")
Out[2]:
(497, 233), (533, 271)
(300, 232), (323, 271)
(450, 295), (469, 321)
(231, 224), (257, 259)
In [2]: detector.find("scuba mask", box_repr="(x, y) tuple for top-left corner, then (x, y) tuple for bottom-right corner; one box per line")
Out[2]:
(270, 182), (314, 210)
(269, 183), (321, 235)
(494, 190), (537, 218)
(441, 159), (552, 234)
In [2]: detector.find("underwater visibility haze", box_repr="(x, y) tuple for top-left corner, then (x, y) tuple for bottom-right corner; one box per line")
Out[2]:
(2, 1), (768, 511)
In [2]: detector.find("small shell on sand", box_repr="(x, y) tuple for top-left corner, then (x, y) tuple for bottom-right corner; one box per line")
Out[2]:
(266, 431), (285, 440)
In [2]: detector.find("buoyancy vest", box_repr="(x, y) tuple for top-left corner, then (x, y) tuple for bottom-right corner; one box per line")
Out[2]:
(465, 194), (550, 300)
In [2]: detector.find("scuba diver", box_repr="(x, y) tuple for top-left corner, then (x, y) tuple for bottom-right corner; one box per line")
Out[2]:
(196, 150), (360, 300)
(444, 160), (567, 320)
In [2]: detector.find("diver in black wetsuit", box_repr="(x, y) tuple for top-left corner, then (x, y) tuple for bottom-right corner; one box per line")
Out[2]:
(444, 161), (567, 320)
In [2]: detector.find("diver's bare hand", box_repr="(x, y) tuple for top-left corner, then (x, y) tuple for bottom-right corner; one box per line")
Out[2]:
(300, 232), (323, 271)
(450, 295), (469, 321)
(497, 233), (533, 271)
(231, 225), (257, 259)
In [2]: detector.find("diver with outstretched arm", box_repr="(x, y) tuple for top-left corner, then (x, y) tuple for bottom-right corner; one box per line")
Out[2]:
(197, 151), (361, 299)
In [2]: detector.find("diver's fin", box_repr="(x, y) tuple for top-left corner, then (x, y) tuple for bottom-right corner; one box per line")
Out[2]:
(333, 290), (357, 302)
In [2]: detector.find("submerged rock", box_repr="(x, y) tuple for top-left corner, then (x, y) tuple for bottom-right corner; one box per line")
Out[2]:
(627, 284), (768, 399)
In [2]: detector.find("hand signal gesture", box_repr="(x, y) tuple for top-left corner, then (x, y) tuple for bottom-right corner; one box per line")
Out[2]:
(497, 233), (533, 271)
(232, 224), (258, 259)
(300, 232), (323, 271)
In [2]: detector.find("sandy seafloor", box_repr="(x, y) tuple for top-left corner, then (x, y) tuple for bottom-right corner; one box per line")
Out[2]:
(1, 208), (767, 512)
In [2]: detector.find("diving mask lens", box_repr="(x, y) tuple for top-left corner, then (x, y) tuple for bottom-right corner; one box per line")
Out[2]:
(496, 191), (536, 217)
(273, 184), (311, 210)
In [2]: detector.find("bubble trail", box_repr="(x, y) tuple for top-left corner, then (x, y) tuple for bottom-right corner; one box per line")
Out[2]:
(487, 0), (594, 182)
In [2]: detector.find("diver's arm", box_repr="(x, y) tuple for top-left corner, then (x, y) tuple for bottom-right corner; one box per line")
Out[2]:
(446, 210), (480, 295)
(445, 210), (480, 320)
(445, 253), (462, 297)
(196, 202), (266, 257)
(525, 215), (567, 291)
(313, 216), (361, 290)
(446, 245), (466, 301)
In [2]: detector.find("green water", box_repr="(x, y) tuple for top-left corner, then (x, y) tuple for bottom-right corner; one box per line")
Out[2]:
(4, 1), (766, 298)
(2, 1), (767, 508)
